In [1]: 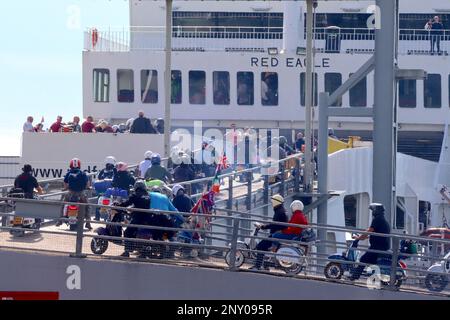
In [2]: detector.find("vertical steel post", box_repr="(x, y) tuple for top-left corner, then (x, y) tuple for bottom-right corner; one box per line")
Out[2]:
(71, 204), (86, 258)
(163, 0), (173, 160)
(317, 93), (330, 256)
(280, 162), (285, 197)
(389, 237), (400, 290)
(294, 157), (301, 193)
(263, 174), (269, 217)
(373, 0), (397, 226)
(303, 0), (314, 193)
(227, 176), (233, 210)
(228, 216), (240, 271)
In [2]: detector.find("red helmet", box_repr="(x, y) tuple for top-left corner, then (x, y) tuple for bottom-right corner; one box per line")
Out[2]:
(70, 158), (81, 169)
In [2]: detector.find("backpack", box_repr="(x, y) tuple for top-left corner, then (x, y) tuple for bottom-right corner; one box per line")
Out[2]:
(299, 228), (317, 242)
(67, 170), (86, 192)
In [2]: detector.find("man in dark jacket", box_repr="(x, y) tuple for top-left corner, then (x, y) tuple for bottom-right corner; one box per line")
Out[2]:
(250, 194), (289, 270)
(112, 162), (136, 193)
(117, 181), (152, 257)
(350, 203), (391, 280)
(130, 111), (157, 134)
(172, 184), (195, 216)
(429, 16), (444, 54)
(14, 165), (43, 199)
(173, 162), (195, 183)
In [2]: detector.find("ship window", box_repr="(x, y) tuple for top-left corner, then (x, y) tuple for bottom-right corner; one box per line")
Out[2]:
(398, 80), (416, 108)
(189, 71), (206, 105)
(93, 69), (110, 103)
(171, 70), (182, 104)
(261, 72), (278, 106)
(324, 73), (342, 107)
(237, 72), (254, 106)
(300, 73), (318, 107)
(117, 69), (134, 103)
(141, 70), (158, 104)
(424, 74), (441, 108)
(349, 73), (367, 107)
(213, 71), (230, 105)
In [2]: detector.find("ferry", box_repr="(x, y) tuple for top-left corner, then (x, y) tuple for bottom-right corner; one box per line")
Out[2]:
(2, 0), (450, 239)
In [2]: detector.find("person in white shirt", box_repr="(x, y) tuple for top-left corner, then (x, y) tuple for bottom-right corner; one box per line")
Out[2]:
(138, 151), (153, 179)
(23, 116), (34, 132)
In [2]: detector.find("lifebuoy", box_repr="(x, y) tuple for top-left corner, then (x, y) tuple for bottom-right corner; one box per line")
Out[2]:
(92, 28), (98, 48)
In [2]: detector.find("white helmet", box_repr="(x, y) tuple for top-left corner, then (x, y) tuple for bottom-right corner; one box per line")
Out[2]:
(290, 200), (304, 212)
(105, 156), (116, 166)
(144, 151), (153, 159)
(172, 184), (185, 196)
(271, 194), (284, 208)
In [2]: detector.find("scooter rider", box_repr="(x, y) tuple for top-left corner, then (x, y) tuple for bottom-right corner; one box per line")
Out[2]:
(138, 151), (153, 179)
(350, 203), (391, 280)
(14, 164), (44, 199)
(112, 162), (135, 193)
(98, 156), (117, 180)
(117, 180), (152, 258)
(14, 164), (44, 225)
(172, 184), (195, 217)
(144, 154), (173, 183)
(250, 199), (302, 271)
(260, 194), (289, 235)
(57, 158), (92, 230)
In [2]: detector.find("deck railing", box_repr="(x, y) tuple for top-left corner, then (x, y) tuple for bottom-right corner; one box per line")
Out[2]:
(85, 26), (450, 56)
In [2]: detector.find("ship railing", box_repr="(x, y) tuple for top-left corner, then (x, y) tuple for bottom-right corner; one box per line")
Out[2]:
(0, 195), (449, 296)
(310, 28), (450, 56)
(85, 26), (284, 52)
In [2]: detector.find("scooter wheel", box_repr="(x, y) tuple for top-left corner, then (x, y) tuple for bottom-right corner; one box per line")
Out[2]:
(10, 229), (25, 237)
(225, 250), (245, 268)
(324, 262), (344, 280)
(90, 238), (109, 255)
(425, 274), (448, 292)
(380, 279), (402, 289)
(281, 263), (304, 275)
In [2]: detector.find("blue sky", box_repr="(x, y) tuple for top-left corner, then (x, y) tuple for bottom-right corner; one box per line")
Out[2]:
(0, 0), (129, 155)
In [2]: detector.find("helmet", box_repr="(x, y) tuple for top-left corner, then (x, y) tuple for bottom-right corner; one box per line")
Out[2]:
(105, 156), (116, 166)
(116, 162), (128, 172)
(144, 151), (153, 160)
(271, 194), (284, 208)
(279, 136), (287, 146)
(70, 158), (81, 169)
(151, 185), (162, 193)
(369, 203), (385, 217)
(134, 180), (147, 192)
(172, 184), (185, 196)
(290, 200), (304, 212)
(112, 125), (120, 133)
(151, 154), (161, 165)
(180, 153), (191, 165)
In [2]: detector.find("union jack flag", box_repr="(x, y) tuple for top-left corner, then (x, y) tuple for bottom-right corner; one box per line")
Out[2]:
(217, 153), (229, 172)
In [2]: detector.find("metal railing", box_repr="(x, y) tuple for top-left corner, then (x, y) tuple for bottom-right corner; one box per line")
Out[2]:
(85, 26), (284, 52)
(0, 196), (449, 296)
(312, 28), (450, 55)
(85, 26), (450, 56)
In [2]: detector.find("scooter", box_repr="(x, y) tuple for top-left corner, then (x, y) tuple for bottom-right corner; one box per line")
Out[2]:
(90, 188), (129, 255)
(424, 251), (450, 292)
(225, 223), (316, 275)
(7, 188), (41, 237)
(324, 239), (407, 288)
(62, 193), (83, 231)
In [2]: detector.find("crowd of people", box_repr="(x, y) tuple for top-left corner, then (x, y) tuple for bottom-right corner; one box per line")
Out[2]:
(22, 112), (164, 135)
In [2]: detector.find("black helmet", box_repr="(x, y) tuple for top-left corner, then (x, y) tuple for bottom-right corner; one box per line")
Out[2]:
(134, 180), (147, 192)
(369, 203), (385, 217)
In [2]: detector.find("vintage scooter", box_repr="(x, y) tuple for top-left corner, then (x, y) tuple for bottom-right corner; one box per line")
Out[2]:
(425, 251), (450, 292)
(324, 238), (408, 288)
(7, 188), (41, 237)
(225, 222), (316, 275)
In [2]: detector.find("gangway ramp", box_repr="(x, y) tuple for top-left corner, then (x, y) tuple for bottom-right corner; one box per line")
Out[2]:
(0, 249), (445, 300)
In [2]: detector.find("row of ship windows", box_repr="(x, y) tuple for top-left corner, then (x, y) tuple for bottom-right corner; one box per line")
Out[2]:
(93, 69), (449, 108)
